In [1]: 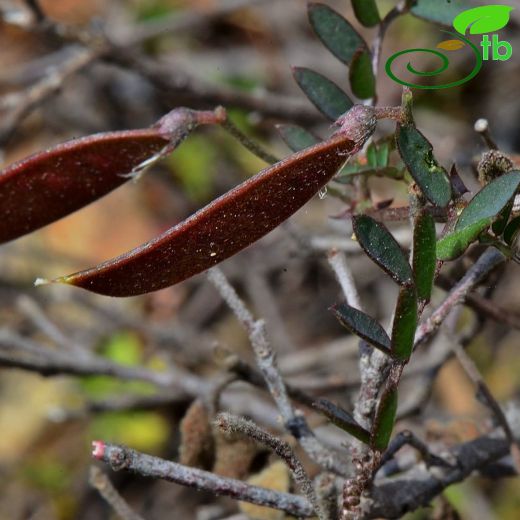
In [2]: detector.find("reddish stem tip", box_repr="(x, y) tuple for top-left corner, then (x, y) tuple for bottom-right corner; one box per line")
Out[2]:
(92, 440), (106, 459)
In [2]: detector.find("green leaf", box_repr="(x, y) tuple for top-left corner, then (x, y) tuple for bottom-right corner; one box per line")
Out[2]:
(349, 48), (376, 100)
(436, 218), (491, 260)
(391, 284), (418, 361)
(412, 210), (436, 302)
(351, 0), (381, 27)
(453, 5), (513, 35)
(396, 124), (452, 207)
(308, 2), (365, 64)
(332, 303), (391, 354)
(438, 171), (520, 260)
(375, 138), (393, 168)
(353, 215), (413, 285)
(312, 398), (370, 444)
(366, 142), (378, 168)
(411, 0), (475, 27)
(371, 386), (398, 451)
(504, 216), (520, 246)
(276, 124), (320, 152)
(293, 67), (353, 120)
(455, 171), (520, 231)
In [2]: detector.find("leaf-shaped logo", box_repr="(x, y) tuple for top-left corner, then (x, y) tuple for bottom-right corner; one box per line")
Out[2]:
(437, 39), (466, 51)
(453, 5), (513, 35)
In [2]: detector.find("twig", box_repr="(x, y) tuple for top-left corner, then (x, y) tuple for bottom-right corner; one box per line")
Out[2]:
(435, 274), (520, 330)
(107, 50), (321, 124)
(0, 328), (204, 393)
(92, 410), (520, 520)
(415, 248), (506, 350)
(327, 248), (363, 310)
(370, 0), (414, 103)
(447, 332), (520, 472)
(244, 269), (296, 354)
(0, 48), (97, 145)
(92, 442), (315, 518)
(16, 295), (83, 353)
(364, 407), (520, 518)
(207, 267), (350, 476)
(379, 430), (452, 470)
(220, 116), (279, 164)
(215, 412), (327, 520)
(89, 466), (146, 520)
(224, 352), (316, 408)
(124, 0), (281, 45)
(474, 118), (498, 150)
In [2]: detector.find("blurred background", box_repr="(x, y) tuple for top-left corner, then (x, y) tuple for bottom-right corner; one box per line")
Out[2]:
(0, 0), (519, 518)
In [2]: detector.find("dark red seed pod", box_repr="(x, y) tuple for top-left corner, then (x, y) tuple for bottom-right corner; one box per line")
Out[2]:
(0, 107), (223, 244)
(53, 133), (358, 296)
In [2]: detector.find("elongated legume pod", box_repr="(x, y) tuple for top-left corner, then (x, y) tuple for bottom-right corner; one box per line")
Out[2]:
(56, 133), (358, 296)
(0, 108), (222, 244)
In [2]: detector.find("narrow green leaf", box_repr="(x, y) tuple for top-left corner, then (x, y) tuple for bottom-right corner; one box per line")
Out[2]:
(391, 284), (418, 361)
(353, 215), (413, 285)
(504, 216), (520, 246)
(293, 67), (353, 120)
(308, 2), (365, 64)
(396, 124), (452, 207)
(371, 386), (398, 451)
(375, 138), (393, 168)
(411, 0), (475, 27)
(351, 0), (381, 27)
(455, 171), (520, 231)
(366, 143), (378, 168)
(331, 303), (391, 354)
(436, 218), (492, 260)
(453, 5), (513, 35)
(349, 48), (376, 100)
(276, 124), (319, 152)
(438, 171), (520, 260)
(312, 398), (370, 444)
(412, 210), (436, 302)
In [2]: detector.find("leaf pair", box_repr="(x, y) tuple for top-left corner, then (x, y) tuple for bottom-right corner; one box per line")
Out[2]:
(332, 212), (433, 363)
(437, 171), (520, 260)
(294, 3), (375, 116)
(331, 211), (437, 450)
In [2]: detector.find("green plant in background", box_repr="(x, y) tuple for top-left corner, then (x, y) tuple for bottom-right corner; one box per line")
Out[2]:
(0, 0), (519, 519)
